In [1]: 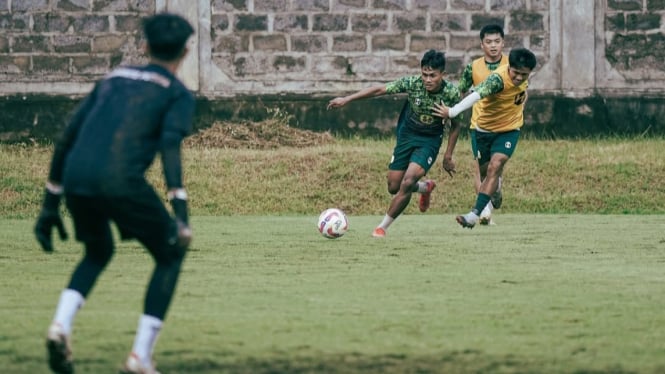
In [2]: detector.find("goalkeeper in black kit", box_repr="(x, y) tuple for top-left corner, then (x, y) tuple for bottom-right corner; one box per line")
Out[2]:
(34, 12), (195, 374)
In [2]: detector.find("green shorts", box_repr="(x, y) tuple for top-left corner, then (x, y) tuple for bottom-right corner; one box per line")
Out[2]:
(470, 129), (520, 165)
(389, 128), (443, 172)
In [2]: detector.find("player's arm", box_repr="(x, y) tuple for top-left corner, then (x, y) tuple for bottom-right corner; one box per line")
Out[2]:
(160, 91), (195, 249)
(48, 86), (98, 187)
(441, 117), (462, 177)
(327, 84), (387, 110)
(456, 64), (473, 95)
(432, 74), (504, 119)
(35, 86), (98, 252)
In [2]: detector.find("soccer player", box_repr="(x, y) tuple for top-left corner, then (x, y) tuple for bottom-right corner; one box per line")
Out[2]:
(457, 24), (509, 225)
(34, 12), (195, 374)
(327, 50), (462, 238)
(432, 48), (537, 229)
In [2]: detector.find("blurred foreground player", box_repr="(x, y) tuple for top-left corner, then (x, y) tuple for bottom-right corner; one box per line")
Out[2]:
(34, 12), (195, 374)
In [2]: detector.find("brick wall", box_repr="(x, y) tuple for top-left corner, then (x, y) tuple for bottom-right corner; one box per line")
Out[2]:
(604, 0), (665, 81)
(0, 0), (551, 93)
(203, 0), (548, 94)
(1, 0), (665, 141)
(0, 0), (153, 85)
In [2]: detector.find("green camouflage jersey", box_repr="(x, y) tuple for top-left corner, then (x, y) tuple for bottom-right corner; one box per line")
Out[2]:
(457, 60), (503, 94)
(385, 75), (461, 136)
(473, 73), (505, 98)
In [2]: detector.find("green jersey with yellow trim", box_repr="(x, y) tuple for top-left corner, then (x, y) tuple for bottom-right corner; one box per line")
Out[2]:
(385, 75), (461, 136)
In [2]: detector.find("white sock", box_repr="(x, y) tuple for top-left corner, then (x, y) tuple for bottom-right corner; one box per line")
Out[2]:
(417, 181), (428, 193)
(480, 203), (493, 217)
(131, 314), (163, 367)
(52, 289), (85, 335)
(378, 215), (394, 230)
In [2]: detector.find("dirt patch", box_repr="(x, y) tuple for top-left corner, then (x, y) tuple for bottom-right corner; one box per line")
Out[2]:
(185, 119), (336, 149)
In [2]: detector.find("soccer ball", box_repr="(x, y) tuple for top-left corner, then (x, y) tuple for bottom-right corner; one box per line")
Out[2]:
(317, 208), (349, 239)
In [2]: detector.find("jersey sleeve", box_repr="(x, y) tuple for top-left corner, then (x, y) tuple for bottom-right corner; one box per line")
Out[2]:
(385, 76), (415, 95)
(474, 73), (505, 99)
(160, 90), (195, 190)
(48, 84), (99, 183)
(456, 64), (473, 94)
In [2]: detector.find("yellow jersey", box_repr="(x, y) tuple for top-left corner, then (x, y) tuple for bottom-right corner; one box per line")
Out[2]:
(469, 55), (508, 129)
(474, 64), (528, 132)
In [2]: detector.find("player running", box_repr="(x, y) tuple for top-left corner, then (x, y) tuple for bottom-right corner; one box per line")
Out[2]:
(433, 48), (537, 229)
(328, 50), (462, 238)
(457, 24), (509, 225)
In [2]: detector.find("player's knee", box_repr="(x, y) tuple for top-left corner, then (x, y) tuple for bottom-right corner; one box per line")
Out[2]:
(83, 239), (114, 266)
(156, 241), (187, 266)
(400, 175), (419, 191)
(488, 159), (506, 175)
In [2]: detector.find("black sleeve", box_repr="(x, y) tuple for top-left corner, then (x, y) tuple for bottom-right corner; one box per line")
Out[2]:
(160, 91), (195, 189)
(48, 85), (98, 183)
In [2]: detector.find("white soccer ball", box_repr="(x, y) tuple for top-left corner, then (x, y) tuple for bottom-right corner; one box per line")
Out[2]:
(317, 208), (349, 239)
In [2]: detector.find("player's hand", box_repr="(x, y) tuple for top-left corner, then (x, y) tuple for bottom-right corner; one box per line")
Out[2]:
(442, 156), (456, 177)
(176, 219), (192, 249)
(35, 210), (68, 252)
(432, 102), (450, 119)
(168, 191), (191, 249)
(326, 97), (347, 110)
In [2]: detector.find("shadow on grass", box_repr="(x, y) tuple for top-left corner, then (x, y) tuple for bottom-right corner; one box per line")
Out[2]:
(157, 350), (641, 374)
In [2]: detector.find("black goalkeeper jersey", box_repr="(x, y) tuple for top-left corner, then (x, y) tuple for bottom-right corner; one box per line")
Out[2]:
(48, 64), (195, 197)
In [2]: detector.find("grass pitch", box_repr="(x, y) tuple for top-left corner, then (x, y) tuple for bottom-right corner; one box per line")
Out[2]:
(2, 214), (664, 373)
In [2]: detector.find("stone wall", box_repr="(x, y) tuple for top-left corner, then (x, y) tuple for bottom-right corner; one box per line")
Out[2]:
(202, 0), (547, 94)
(1, 0), (664, 141)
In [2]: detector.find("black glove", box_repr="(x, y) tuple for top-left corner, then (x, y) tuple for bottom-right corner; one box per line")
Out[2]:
(170, 198), (192, 249)
(34, 190), (68, 252)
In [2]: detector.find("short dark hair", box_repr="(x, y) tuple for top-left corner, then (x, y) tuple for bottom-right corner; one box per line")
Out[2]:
(142, 13), (195, 61)
(509, 48), (537, 70)
(421, 49), (446, 71)
(480, 24), (504, 40)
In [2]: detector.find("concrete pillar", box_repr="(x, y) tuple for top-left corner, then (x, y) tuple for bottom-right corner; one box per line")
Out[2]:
(560, 0), (595, 96)
(162, 0), (200, 90)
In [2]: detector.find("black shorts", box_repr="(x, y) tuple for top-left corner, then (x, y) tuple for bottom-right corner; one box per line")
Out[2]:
(65, 186), (176, 254)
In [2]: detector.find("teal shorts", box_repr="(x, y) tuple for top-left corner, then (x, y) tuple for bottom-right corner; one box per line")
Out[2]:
(389, 128), (443, 172)
(470, 129), (520, 165)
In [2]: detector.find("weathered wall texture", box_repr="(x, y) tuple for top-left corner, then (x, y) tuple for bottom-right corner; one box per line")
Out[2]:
(1, 0), (664, 141)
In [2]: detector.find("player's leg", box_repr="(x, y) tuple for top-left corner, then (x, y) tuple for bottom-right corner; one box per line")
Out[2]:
(458, 131), (519, 228)
(414, 136), (440, 213)
(474, 157), (483, 194)
(477, 152), (509, 209)
(47, 195), (115, 374)
(373, 134), (410, 237)
(487, 130), (520, 208)
(492, 175), (503, 209)
(385, 161), (426, 218)
(457, 131), (493, 228)
(384, 138), (437, 221)
(112, 190), (187, 373)
(475, 160), (494, 225)
(373, 169), (405, 237)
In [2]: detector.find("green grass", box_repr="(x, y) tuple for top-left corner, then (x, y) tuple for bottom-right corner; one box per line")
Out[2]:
(2, 215), (665, 373)
(2, 135), (665, 372)
(2, 136), (665, 218)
